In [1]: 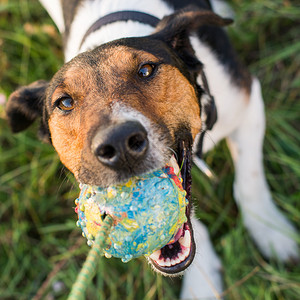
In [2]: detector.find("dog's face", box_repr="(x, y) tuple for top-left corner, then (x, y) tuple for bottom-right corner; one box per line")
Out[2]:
(6, 10), (230, 275)
(47, 39), (201, 187)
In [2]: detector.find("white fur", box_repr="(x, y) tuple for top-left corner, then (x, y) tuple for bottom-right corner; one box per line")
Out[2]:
(226, 78), (299, 260)
(111, 102), (171, 170)
(80, 22), (154, 52)
(210, 0), (235, 19)
(39, 0), (299, 299)
(190, 36), (249, 151)
(39, 0), (65, 33)
(64, 0), (173, 61)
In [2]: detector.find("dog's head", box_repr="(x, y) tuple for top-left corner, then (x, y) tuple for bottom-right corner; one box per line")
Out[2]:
(6, 9), (231, 275)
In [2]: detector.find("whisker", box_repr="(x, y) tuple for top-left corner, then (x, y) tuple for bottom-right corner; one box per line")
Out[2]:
(166, 147), (178, 160)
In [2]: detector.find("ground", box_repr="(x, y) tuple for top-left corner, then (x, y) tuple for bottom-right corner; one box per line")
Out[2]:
(0, 0), (299, 299)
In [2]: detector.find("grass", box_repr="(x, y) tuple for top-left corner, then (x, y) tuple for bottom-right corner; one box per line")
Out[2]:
(0, 0), (299, 299)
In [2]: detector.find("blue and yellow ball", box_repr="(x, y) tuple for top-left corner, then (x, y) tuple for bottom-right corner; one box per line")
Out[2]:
(75, 166), (188, 262)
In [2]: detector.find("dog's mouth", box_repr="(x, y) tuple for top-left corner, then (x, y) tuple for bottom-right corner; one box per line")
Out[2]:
(148, 140), (195, 275)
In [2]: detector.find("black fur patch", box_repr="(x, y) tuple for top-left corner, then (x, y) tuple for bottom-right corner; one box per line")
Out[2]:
(6, 80), (48, 132)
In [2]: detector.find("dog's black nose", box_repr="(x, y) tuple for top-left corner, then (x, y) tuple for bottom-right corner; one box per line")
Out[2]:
(92, 121), (149, 170)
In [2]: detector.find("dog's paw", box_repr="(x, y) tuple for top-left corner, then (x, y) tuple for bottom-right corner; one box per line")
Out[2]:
(241, 196), (299, 262)
(180, 218), (223, 300)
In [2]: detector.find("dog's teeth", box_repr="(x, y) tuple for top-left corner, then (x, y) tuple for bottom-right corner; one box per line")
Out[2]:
(150, 229), (192, 268)
(179, 230), (191, 248)
(174, 257), (181, 265)
(168, 155), (180, 175)
(149, 250), (161, 262)
(178, 252), (184, 262)
(178, 247), (190, 262)
(165, 258), (171, 267)
(170, 258), (176, 266)
(159, 259), (166, 267)
(183, 248), (190, 259)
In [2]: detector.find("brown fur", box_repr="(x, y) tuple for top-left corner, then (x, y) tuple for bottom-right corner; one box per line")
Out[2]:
(48, 45), (201, 184)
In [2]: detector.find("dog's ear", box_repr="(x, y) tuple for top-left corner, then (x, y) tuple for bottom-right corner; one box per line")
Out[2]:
(151, 8), (232, 72)
(6, 80), (51, 143)
(152, 8), (230, 132)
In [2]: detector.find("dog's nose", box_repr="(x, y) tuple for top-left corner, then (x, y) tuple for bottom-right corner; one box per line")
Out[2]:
(92, 121), (149, 170)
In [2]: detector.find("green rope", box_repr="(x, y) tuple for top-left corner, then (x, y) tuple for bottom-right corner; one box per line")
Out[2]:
(67, 215), (114, 300)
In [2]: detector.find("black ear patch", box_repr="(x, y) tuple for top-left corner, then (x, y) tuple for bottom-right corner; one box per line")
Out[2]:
(6, 80), (51, 143)
(6, 80), (48, 133)
(151, 7), (232, 58)
(197, 65), (218, 131)
(150, 6), (232, 86)
(151, 7), (228, 158)
(204, 95), (217, 131)
(151, 7), (226, 132)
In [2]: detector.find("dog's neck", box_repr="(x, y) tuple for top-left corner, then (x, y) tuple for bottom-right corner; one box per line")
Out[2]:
(61, 1), (174, 61)
(79, 11), (160, 50)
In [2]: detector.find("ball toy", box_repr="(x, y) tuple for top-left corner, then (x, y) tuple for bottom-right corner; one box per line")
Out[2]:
(74, 165), (188, 263)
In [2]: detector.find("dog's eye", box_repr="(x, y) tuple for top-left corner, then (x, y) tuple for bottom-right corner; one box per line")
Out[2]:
(138, 64), (155, 78)
(56, 97), (74, 112)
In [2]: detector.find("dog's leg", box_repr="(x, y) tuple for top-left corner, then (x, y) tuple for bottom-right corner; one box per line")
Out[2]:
(180, 217), (223, 300)
(227, 78), (299, 261)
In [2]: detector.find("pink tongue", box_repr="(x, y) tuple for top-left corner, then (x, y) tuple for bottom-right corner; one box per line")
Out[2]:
(167, 225), (184, 245)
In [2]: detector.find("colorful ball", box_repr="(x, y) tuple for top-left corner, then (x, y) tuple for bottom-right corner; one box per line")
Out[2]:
(75, 166), (188, 262)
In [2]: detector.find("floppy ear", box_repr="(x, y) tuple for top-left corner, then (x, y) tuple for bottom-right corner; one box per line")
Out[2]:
(151, 8), (232, 72)
(6, 80), (51, 143)
(151, 8), (231, 153)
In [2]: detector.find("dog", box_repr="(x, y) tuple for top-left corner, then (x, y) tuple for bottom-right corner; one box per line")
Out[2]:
(5, 0), (298, 298)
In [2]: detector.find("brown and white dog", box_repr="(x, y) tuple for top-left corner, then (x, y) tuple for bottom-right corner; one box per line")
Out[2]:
(6, 0), (298, 298)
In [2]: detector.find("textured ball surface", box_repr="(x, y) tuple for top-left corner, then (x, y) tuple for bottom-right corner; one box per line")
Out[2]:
(75, 166), (188, 262)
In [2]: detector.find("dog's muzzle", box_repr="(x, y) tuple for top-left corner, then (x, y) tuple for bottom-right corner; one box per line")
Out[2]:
(89, 121), (196, 275)
(92, 121), (149, 171)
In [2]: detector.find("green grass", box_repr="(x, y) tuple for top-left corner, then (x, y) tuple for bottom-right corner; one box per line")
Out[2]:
(0, 0), (299, 299)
